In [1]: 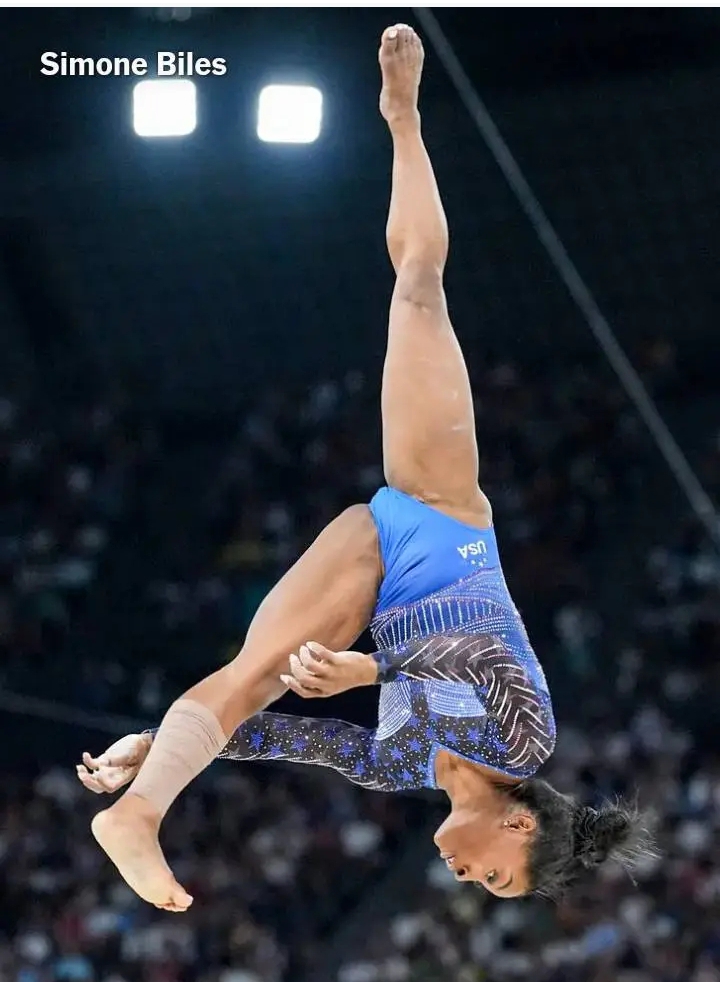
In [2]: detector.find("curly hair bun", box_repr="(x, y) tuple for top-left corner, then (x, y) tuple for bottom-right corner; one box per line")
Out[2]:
(507, 778), (658, 898)
(574, 804), (641, 870)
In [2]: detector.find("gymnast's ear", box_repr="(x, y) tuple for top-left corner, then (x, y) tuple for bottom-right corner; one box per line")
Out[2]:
(503, 812), (537, 835)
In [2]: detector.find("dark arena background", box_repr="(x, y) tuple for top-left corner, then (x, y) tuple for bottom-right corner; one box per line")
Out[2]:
(2, 7), (720, 982)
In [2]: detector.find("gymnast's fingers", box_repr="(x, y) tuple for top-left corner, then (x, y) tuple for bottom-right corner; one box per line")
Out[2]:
(280, 674), (324, 699)
(77, 764), (105, 793)
(102, 767), (135, 791)
(82, 751), (106, 770)
(79, 761), (136, 793)
(77, 764), (117, 793)
(298, 644), (330, 676)
(289, 652), (324, 688)
(305, 641), (340, 665)
(83, 749), (124, 770)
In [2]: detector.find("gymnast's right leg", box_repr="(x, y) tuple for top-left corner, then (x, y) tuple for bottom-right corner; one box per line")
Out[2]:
(90, 511), (380, 906)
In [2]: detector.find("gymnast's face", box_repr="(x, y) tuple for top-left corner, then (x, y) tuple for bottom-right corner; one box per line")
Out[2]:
(433, 803), (536, 898)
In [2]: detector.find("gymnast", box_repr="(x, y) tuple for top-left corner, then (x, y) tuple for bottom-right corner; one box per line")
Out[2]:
(78, 24), (650, 910)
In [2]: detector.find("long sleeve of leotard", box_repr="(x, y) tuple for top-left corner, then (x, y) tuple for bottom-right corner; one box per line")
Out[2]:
(215, 712), (397, 791)
(372, 632), (507, 685)
(371, 632), (556, 777)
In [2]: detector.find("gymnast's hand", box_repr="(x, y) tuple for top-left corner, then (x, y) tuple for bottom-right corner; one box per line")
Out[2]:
(76, 732), (153, 794)
(281, 642), (378, 698)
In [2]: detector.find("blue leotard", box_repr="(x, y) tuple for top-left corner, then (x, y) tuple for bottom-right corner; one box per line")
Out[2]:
(218, 488), (556, 791)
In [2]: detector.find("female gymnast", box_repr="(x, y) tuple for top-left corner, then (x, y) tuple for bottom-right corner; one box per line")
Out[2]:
(79, 24), (650, 910)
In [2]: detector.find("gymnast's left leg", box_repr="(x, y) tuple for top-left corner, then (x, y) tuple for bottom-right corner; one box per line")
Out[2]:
(378, 24), (490, 527)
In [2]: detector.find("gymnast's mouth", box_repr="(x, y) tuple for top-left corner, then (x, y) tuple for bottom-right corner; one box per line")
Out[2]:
(440, 852), (456, 868)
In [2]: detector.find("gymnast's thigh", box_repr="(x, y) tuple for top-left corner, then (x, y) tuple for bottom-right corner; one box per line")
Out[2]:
(229, 504), (382, 699)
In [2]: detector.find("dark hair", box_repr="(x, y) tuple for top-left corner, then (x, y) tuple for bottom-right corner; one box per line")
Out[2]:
(504, 778), (657, 900)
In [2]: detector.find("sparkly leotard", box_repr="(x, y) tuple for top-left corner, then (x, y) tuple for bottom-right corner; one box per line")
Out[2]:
(217, 488), (556, 791)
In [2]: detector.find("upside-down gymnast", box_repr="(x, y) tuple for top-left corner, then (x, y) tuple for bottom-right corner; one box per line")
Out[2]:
(78, 24), (650, 909)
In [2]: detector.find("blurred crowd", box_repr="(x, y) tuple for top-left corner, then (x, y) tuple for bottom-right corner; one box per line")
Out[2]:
(3, 340), (720, 982)
(0, 392), (145, 693)
(0, 755), (412, 982)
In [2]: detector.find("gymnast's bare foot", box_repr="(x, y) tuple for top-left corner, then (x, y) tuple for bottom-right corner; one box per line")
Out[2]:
(379, 24), (424, 128)
(92, 795), (193, 912)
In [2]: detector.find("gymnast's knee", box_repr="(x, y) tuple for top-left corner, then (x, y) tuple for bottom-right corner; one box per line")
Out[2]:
(394, 258), (446, 311)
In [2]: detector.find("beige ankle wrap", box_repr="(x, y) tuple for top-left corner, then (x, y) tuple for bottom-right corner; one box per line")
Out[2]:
(128, 698), (228, 817)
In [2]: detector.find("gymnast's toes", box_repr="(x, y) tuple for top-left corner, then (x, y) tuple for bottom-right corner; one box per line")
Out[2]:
(379, 25), (424, 124)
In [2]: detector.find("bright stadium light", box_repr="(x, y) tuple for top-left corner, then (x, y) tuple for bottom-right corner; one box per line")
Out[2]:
(257, 85), (323, 144)
(132, 80), (197, 137)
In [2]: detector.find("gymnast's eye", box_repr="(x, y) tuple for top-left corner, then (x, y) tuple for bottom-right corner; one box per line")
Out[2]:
(486, 869), (497, 884)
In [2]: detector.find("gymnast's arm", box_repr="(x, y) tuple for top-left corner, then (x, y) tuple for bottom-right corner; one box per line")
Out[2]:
(373, 634), (555, 774)
(77, 714), (383, 795)
(284, 635), (505, 696)
(371, 633), (503, 684)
